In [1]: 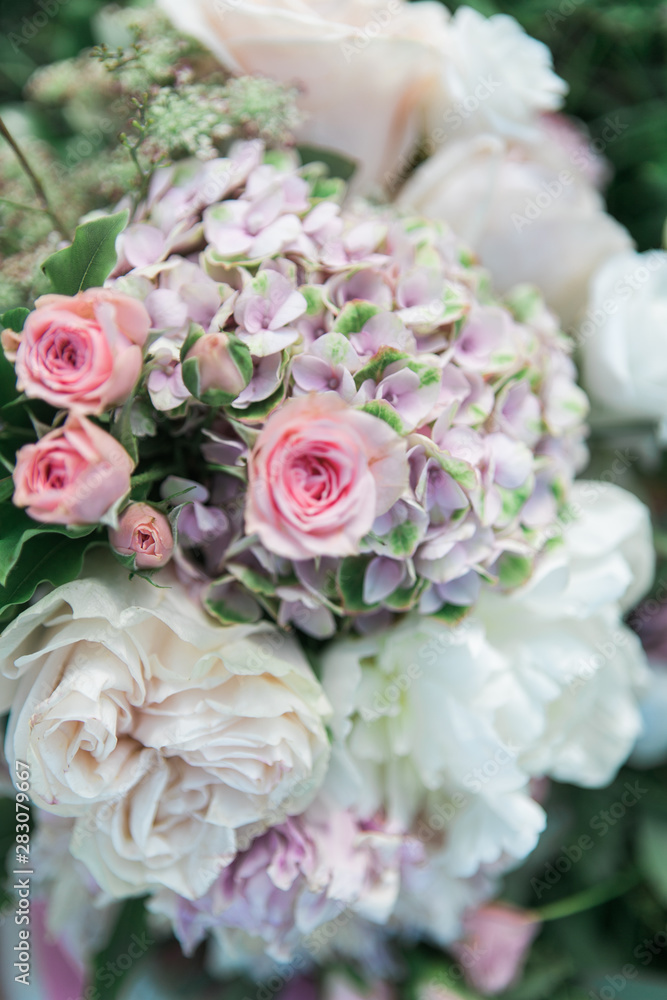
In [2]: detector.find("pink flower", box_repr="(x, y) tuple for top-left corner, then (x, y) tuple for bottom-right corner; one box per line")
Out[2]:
(14, 288), (150, 414)
(109, 502), (174, 568)
(452, 904), (541, 995)
(246, 393), (409, 560)
(12, 414), (134, 525)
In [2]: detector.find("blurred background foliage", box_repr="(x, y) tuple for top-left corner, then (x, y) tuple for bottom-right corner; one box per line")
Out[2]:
(1, 0), (667, 249)
(446, 0), (667, 252)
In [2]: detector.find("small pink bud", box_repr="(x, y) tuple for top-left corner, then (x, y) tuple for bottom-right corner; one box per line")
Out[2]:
(109, 502), (173, 569)
(184, 332), (249, 399)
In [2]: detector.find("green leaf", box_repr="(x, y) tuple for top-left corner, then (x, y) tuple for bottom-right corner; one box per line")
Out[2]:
(0, 478), (13, 503)
(1, 308), (30, 333)
(0, 340), (19, 407)
(497, 552), (533, 590)
(297, 145), (357, 182)
(0, 504), (98, 587)
(91, 897), (151, 1000)
(42, 210), (129, 295)
(0, 532), (102, 618)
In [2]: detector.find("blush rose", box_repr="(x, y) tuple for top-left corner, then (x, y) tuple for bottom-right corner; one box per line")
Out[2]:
(109, 502), (174, 568)
(12, 414), (135, 525)
(245, 393), (409, 560)
(13, 288), (151, 414)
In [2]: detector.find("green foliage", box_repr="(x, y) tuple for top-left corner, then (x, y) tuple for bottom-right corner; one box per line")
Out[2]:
(42, 209), (128, 294)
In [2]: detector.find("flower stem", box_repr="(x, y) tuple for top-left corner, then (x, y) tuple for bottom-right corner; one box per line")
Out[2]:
(531, 868), (640, 923)
(0, 115), (72, 241)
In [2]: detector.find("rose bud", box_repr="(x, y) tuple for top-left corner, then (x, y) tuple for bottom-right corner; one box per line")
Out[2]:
(109, 502), (174, 569)
(181, 328), (252, 405)
(12, 414), (134, 525)
(13, 288), (151, 414)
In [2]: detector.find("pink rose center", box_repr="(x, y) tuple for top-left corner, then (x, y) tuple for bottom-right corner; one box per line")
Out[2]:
(44, 327), (87, 370)
(33, 446), (87, 492)
(135, 527), (157, 553)
(268, 429), (366, 526)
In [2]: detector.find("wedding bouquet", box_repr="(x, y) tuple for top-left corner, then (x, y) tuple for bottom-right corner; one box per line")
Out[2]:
(0, 3), (662, 999)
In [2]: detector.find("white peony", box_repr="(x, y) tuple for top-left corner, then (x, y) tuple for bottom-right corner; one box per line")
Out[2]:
(0, 560), (331, 898)
(439, 6), (567, 141)
(477, 482), (652, 787)
(156, 0), (451, 194)
(398, 131), (632, 328)
(320, 614), (546, 878)
(580, 249), (667, 431)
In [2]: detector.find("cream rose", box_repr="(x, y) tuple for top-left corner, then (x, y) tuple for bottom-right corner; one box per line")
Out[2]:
(398, 130), (632, 328)
(1, 560), (331, 898)
(156, 0), (450, 193)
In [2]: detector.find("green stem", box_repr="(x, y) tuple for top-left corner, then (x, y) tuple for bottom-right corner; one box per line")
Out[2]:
(531, 869), (640, 923)
(0, 197), (51, 215)
(0, 116), (72, 240)
(130, 465), (178, 488)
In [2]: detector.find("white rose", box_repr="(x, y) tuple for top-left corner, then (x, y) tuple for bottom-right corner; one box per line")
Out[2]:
(398, 131), (632, 328)
(440, 6), (567, 141)
(320, 615), (545, 877)
(581, 249), (667, 430)
(156, 0), (450, 193)
(1, 560), (330, 898)
(476, 482), (652, 787)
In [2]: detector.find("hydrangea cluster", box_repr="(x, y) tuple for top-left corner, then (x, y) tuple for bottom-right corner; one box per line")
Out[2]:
(105, 139), (589, 636)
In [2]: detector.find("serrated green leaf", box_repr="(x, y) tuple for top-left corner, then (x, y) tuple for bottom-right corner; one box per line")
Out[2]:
(1, 308), (30, 333)
(42, 210), (129, 295)
(0, 533), (102, 618)
(0, 503), (98, 587)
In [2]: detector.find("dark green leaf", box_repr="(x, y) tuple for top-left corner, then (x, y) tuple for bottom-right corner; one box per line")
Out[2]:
(0, 532), (102, 617)
(1, 308), (30, 333)
(42, 210), (129, 295)
(0, 503), (98, 587)
(91, 897), (151, 1000)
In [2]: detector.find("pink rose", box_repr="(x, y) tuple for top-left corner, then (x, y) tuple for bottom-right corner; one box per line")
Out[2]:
(452, 904), (541, 996)
(245, 393), (408, 560)
(12, 414), (134, 525)
(14, 288), (151, 414)
(109, 502), (174, 568)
